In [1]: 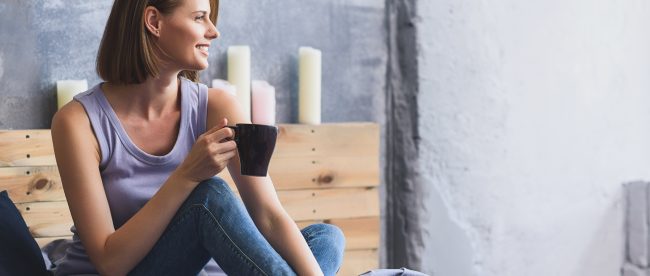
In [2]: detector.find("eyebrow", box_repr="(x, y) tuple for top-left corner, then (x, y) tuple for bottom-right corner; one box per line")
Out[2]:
(193, 11), (208, 16)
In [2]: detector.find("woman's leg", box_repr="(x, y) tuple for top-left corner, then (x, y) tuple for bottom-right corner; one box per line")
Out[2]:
(129, 177), (295, 276)
(301, 223), (346, 276)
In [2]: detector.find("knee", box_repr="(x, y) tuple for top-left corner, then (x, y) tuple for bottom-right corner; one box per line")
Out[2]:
(307, 223), (346, 254)
(188, 177), (235, 203)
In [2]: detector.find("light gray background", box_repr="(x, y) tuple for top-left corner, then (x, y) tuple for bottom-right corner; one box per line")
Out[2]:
(400, 0), (650, 275)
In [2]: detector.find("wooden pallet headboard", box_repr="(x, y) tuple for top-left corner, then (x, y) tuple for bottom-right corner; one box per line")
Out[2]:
(0, 123), (380, 275)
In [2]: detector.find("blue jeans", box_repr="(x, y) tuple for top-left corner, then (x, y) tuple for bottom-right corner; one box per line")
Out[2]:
(128, 177), (345, 276)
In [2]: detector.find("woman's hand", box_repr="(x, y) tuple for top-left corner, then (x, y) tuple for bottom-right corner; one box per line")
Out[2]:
(175, 118), (237, 183)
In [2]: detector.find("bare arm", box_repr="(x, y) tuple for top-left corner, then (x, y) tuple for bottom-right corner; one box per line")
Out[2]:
(206, 89), (323, 276)
(52, 101), (236, 276)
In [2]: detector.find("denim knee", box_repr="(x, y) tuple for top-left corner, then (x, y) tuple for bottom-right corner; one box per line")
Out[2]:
(187, 177), (235, 205)
(305, 223), (346, 254)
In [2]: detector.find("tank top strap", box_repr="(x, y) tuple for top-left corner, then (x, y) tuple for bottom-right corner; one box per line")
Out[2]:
(180, 77), (208, 141)
(196, 79), (209, 138)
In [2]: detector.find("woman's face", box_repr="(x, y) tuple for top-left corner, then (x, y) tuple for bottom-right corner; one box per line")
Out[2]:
(157, 0), (218, 71)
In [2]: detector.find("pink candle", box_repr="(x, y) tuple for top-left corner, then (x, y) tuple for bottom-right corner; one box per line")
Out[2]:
(251, 80), (276, 125)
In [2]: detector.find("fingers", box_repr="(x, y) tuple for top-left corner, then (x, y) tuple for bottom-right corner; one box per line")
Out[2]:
(203, 118), (236, 143)
(212, 144), (237, 167)
(210, 127), (234, 143)
(204, 118), (229, 136)
(214, 140), (237, 154)
(217, 148), (237, 161)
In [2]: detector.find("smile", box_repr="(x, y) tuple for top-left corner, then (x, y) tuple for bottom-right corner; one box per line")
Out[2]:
(196, 45), (209, 56)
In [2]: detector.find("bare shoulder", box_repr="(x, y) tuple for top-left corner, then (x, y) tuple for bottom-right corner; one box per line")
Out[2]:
(206, 87), (248, 127)
(51, 100), (100, 162)
(52, 100), (87, 126)
(206, 87), (239, 113)
(52, 101), (93, 138)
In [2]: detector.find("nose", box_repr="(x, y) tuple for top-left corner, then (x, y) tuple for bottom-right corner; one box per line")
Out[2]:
(207, 23), (219, 40)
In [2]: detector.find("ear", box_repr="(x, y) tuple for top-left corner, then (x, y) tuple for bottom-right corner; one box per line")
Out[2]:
(144, 6), (162, 37)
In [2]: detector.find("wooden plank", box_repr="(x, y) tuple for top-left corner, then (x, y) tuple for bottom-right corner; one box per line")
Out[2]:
(16, 201), (73, 238)
(340, 249), (379, 276)
(0, 130), (56, 167)
(0, 166), (64, 203)
(268, 155), (379, 189)
(297, 217), (380, 250)
(0, 123), (379, 167)
(0, 154), (378, 205)
(16, 188), (379, 237)
(279, 187), (379, 221)
(36, 236), (72, 248)
(273, 123), (380, 158)
(0, 124), (379, 191)
(219, 155), (379, 191)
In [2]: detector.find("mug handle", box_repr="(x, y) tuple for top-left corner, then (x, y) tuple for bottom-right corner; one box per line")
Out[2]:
(225, 126), (238, 143)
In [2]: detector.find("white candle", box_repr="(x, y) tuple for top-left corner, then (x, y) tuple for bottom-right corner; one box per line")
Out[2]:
(211, 79), (236, 96)
(251, 80), (276, 125)
(227, 46), (251, 121)
(299, 47), (321, 124)
(57, 80), (88, 109)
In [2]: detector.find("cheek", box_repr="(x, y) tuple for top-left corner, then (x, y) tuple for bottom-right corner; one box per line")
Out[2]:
(161, 25), (201, 58)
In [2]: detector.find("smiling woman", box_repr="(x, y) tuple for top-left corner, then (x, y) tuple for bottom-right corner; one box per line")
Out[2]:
(50, 0), (344, 275)
(96, 0), (219, 85)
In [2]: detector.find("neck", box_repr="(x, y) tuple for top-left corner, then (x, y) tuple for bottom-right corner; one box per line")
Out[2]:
(103, 70), (184, 120)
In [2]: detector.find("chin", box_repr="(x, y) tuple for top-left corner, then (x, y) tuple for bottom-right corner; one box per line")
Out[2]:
(186, 61), (209, 71)
(196, 58), (210, 70)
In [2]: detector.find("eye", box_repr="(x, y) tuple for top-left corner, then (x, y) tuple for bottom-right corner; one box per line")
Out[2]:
(195, 15), (205, 21)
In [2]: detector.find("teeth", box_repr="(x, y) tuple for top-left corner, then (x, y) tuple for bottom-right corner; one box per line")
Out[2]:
(196, 46), (209, 51)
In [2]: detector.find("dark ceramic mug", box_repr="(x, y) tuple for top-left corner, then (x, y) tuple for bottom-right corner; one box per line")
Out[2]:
(226, 123), (278, 177)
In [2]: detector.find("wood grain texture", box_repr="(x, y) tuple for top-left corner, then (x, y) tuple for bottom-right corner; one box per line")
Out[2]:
(0, 158), (378, 203)
(339, 249), (379, 276)
(0, 166), (64, 203)
(0, 124), (379, 191)
(0, 124), (378, 168)
(273, 123), (380, 159)
(278, 187), (380, 221)
(219, 154), (380, 190)
(0, 130), (56, 167)
(16, 200), (72, 238)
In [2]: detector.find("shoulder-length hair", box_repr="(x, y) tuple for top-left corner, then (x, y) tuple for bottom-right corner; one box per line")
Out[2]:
(96, 0), (219, 84)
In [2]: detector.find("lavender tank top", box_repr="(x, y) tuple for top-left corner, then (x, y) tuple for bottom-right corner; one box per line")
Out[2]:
(54, 77), (225, 275)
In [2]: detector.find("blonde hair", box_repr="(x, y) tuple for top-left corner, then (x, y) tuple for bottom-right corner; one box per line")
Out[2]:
(96, 0), (219, 84)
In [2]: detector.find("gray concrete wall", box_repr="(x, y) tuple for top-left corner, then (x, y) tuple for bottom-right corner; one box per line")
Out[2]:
(0, 0), (386, 129)
(384, 0), (426, 269)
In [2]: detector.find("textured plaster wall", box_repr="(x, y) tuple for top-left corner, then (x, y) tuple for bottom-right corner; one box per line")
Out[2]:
(415, 0), (650, 275)
(0, 0), (386, 129)
(0, 0), (111, 129)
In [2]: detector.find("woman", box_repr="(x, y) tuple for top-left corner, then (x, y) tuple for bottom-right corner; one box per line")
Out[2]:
(50, 0), (345, 275)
